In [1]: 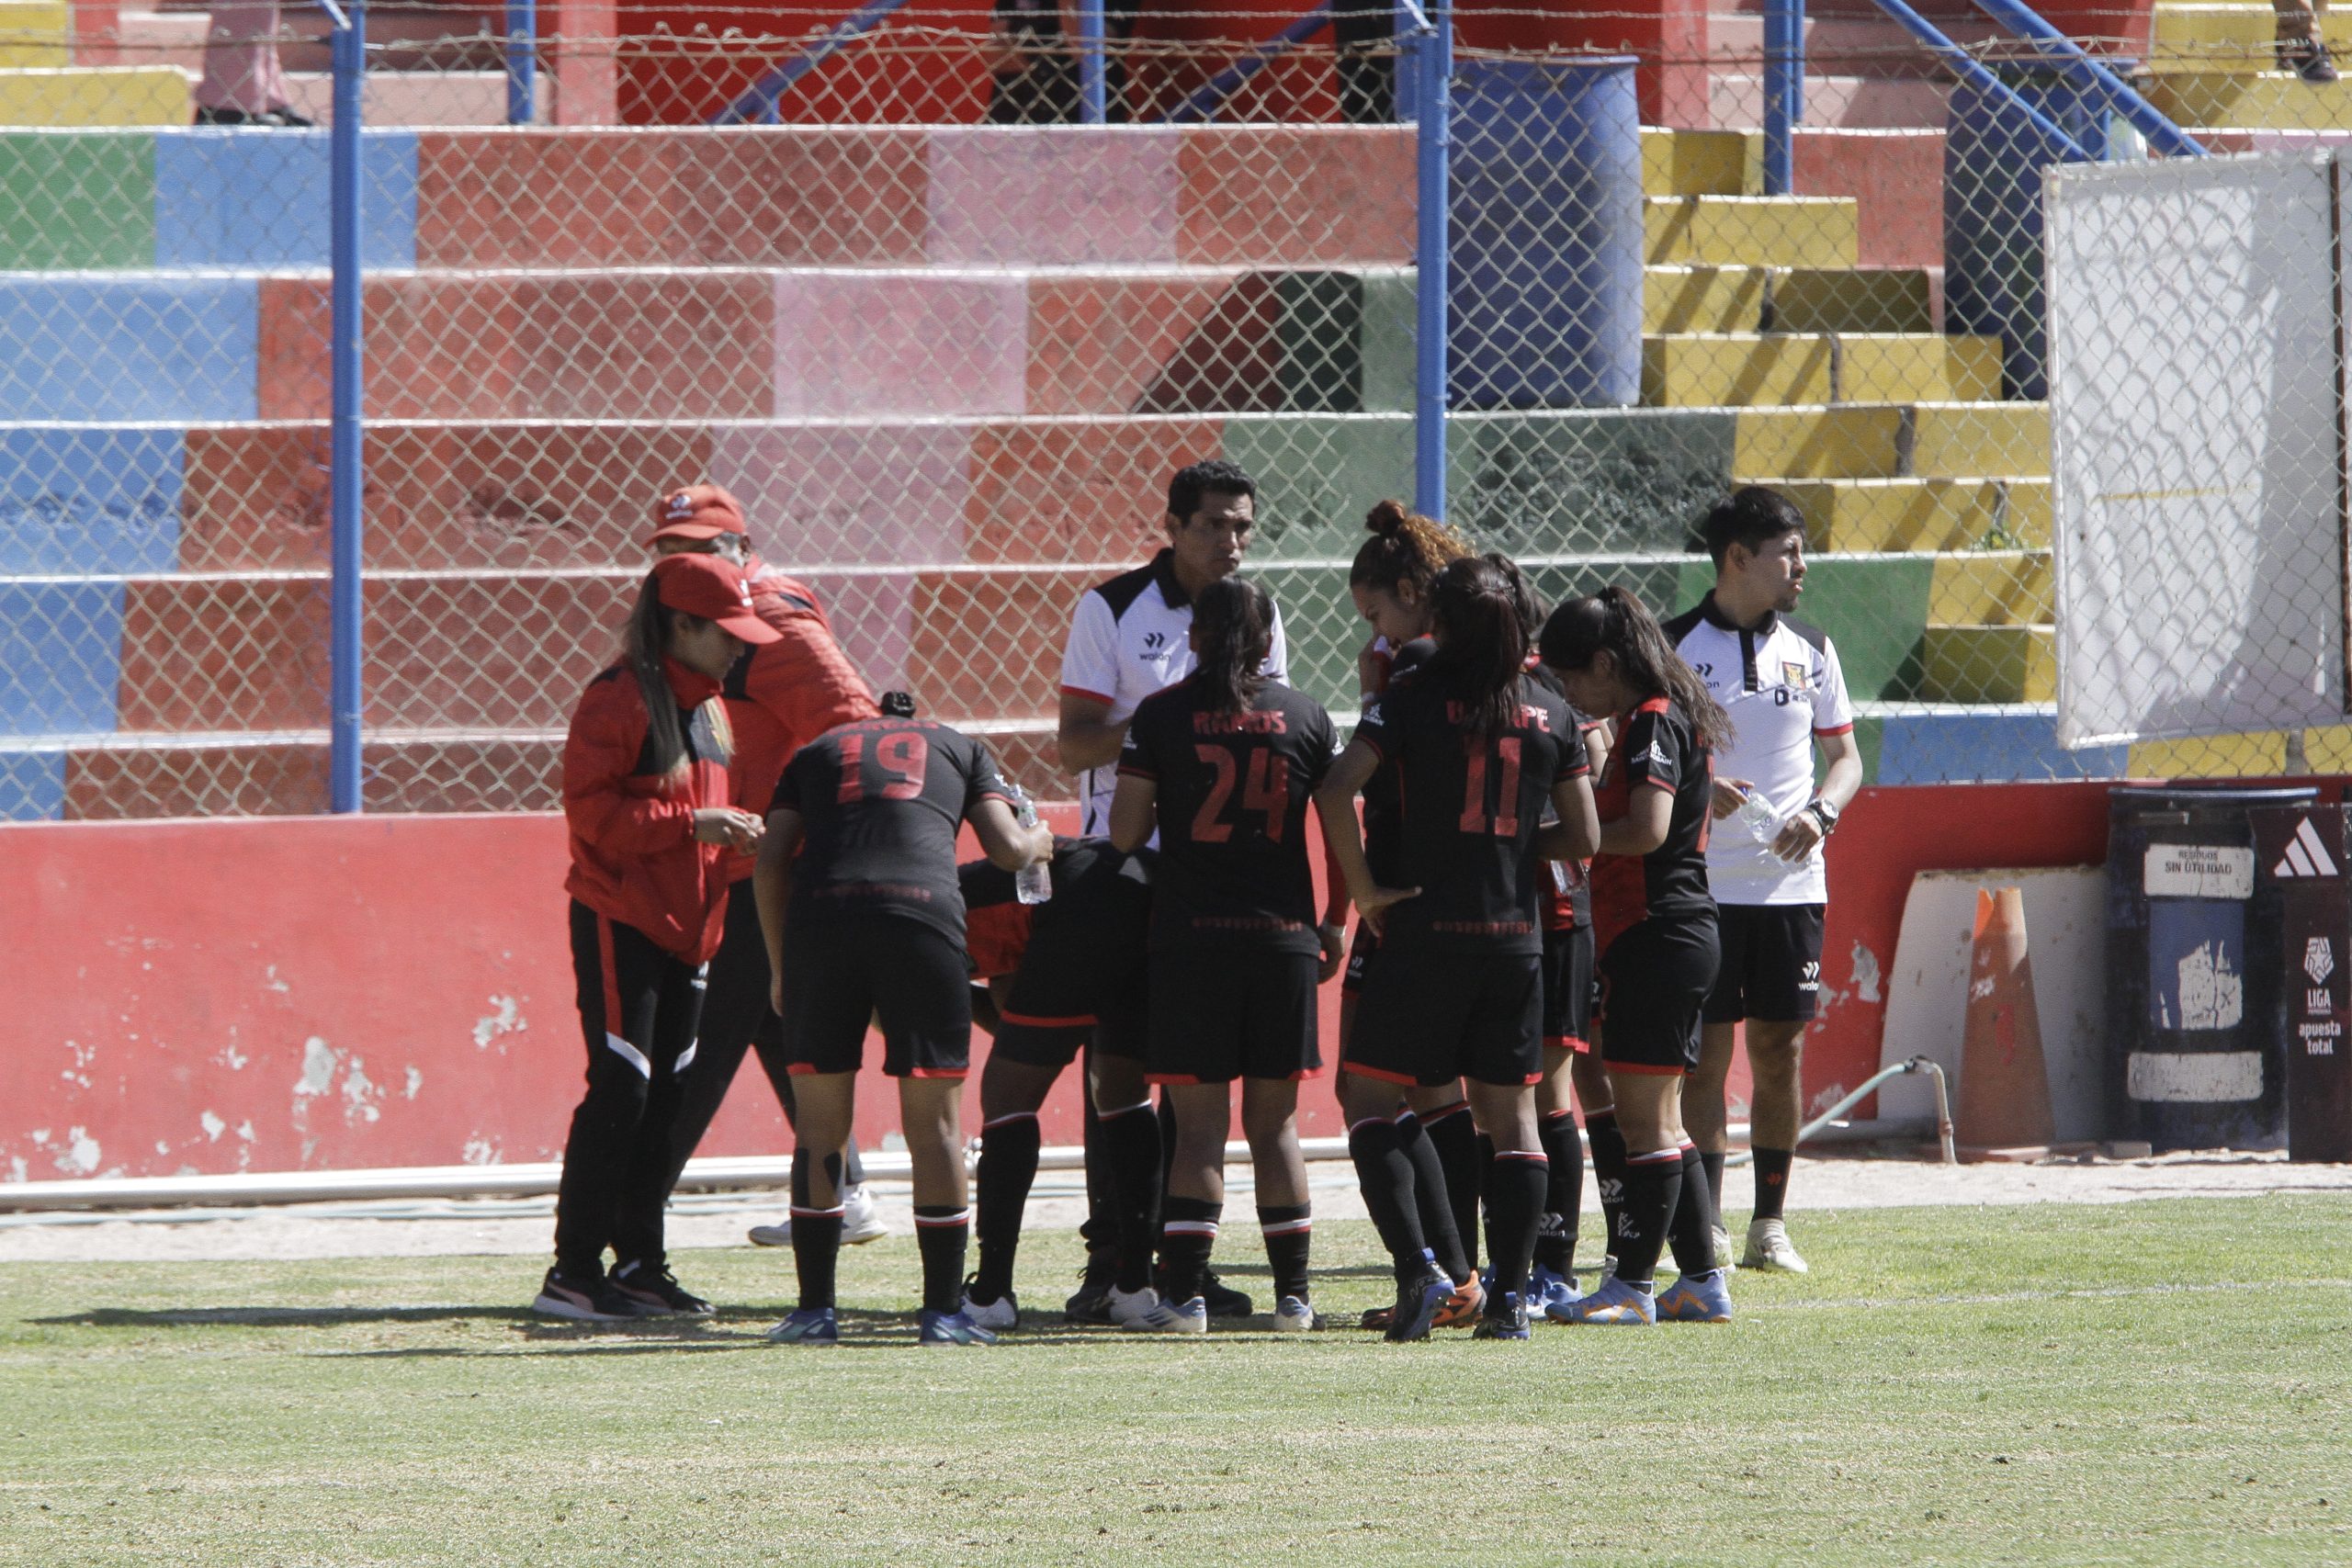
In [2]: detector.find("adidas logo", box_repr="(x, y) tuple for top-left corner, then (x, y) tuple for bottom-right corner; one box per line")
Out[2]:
(2273, 817), (2340, 879)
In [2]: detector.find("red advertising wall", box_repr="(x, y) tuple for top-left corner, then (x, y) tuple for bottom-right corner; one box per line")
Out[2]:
(1, 782), (2137, 1189)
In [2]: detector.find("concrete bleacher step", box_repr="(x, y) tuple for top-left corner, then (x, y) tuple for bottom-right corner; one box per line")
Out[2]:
(1781, 476), (2052, 550)
(1646, 196), (1860, 268)
(1644, 262), (1940, 337)
(1926, 549), (2052, 626)
(1708, 9), (1999, 73)
(0, 265), (1417, 422)
(2149, 71), (2352, 127)
(1918, 623), (2055, 703)
(1711, 73), (1952, 131)
(2147, 3), (2352, 71)
(0, 65), (188, 123)
(1642, 127), (1750, 196)
(281, 70), (552, 127)
(0, 0), (68, 69)
(1732, 401), (2051, 480)
(1642, 332), (2002, 406)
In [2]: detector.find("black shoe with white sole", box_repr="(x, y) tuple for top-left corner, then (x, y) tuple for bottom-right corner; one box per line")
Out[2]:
(532, 1266), (640, 1323)
(609, 1259), (715, 1317)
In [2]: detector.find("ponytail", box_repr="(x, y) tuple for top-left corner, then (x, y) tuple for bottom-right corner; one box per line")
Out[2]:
(1538, 584), (1732, 751)
(1191, 575), (1275, 716)
(1426, 556), (1531, 738)
(1351, 498), (1472, 602)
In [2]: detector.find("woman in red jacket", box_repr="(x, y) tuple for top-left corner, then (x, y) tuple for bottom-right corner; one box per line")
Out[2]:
(534, 552), (779, 1323)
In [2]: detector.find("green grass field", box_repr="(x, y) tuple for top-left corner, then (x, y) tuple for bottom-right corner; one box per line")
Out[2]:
(5, 1196), (2349, 1566)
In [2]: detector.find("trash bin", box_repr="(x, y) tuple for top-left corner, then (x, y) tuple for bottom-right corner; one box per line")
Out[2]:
(2252, 800), (2352, 1162)
(1447, 57), (1644, 411)
(1945, 69), (2127, 401)
(2107, 784), (2316, 1151)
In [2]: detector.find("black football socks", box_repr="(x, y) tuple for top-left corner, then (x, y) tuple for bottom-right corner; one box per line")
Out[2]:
(972, 1111), (1042, 1305)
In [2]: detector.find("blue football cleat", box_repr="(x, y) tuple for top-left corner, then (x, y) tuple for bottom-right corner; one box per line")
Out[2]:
(766, 1306), (840, 1345)
(919, 1307), (1000, 1346)
(1656, 1270), (1734, 1324)
(1527, 1263), (1579, 1317)
(1554, 1273), (1657, 1325)
(1471, 1291), (1532, 1340)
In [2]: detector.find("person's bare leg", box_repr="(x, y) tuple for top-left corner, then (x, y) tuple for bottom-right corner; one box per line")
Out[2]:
(899, 1076), (973, 1317)
(784, 1071), (856, 1313)
(1742, 1019), (1810, 1271)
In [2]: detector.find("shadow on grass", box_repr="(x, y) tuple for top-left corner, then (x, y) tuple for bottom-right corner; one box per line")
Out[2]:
(40, 1304), (537, 1329)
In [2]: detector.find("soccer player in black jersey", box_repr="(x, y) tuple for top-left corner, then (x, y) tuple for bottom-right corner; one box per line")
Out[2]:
(1109, 577), (1342, 1333)
(1317, 556), (1600, 1341)
(956, 837), (1157, 1331)
(753, 698), (1052, 1347)
(1540, 586), (1733, 1326)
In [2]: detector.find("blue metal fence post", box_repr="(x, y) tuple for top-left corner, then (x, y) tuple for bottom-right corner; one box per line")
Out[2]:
(330, 0), (366, 814)
(505, 0), (537, 124)
(1078, 0), (1106, 122)
(1411, 2), (1450, 519)
(1763, 0), (1802, 196)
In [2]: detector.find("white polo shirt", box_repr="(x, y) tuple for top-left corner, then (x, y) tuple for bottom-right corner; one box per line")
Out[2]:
(1663, 592), (1854, 907)
(1058, 549), (1289, 835)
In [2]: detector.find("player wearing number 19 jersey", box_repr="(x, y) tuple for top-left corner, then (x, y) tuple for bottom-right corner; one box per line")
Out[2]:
(756, 702), (1051, 1346)
(1319, 557), (1599, 1340)
(1111, 578), (1339, 1333)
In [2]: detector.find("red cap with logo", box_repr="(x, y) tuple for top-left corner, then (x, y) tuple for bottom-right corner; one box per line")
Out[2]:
(650, 553), (782, 645)
(649, 483), (749, 545)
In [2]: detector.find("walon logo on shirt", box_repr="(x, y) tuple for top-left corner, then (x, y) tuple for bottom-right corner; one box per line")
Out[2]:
(1143, 631), (1170, 652)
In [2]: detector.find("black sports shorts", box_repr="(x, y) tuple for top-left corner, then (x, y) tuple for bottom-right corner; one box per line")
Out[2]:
(1596, 914), (1720, 1076)
(1542, 922), (1594, 1053)
(989, 971), (1148, 1069)
(1702, 902), (1826, 1025)
(1347, 943), (1543, 1089)
(780, 912), (970, 1078)
(1146, 945), (1320, 1084)
(1341, 921), (1381, 997)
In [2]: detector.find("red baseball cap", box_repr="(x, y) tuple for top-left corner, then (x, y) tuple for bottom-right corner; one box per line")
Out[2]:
(650, 553), (782, 645)
(649, 483), (749, 545)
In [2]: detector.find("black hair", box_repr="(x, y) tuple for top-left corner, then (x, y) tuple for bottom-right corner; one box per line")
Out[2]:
(1350, 498), (1471, 601)
(1700, 485), (1807, 568)
(1191, 575), (1274, 717)
(1484, 550), (1545, 645)
(1426, 556), (1532, 738)
(1538, 585), (1732, 751)
(1166, 458), (1257, 523)
(622, 570), (731, 776)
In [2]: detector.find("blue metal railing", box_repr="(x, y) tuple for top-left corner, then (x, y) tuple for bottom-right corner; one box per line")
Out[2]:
(1157, 4), (1336, 125)
(1402, 0), (1449, 520)
(323, 0), (365, 812)
(1758, 0), (2202, 195)
(707, 0), (914, 125)
(1078, 0), (1107, 122)
(504, 0), (536, 125)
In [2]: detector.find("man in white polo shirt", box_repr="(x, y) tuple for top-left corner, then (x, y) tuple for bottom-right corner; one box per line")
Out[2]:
(1054, 457), (1288, 1324)
(1058, 458), (1289, 834)
(1664, 486), (1863, 1275)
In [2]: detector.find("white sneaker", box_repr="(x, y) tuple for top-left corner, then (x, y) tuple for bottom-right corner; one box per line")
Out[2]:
(1119, 1290), (1208, 1334)
(1741, 1217), (1809, 1274)
(960, 1288), (1019, 1332)
(1272, 1295), (1324, 1332)
(1106, 1283), (1162, 1327)
(841, 1184), (889, 1246)
(1711, 1223), (1739, 1275)
(747, 1219), (791, 1247)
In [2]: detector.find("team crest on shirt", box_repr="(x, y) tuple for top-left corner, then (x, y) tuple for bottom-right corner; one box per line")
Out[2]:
(1782, 660), (1809, 692)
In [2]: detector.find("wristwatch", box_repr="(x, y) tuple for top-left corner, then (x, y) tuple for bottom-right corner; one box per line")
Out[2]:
(1805, 796), (1840, 837)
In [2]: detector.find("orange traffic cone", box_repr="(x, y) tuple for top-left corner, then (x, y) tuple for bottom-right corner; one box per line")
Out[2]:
(1954, 886), (2059, 1161)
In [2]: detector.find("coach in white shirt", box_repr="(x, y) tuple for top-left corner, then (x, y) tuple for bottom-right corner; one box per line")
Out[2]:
(1057, 458), (1289, 835)
(1664, 486), (1863, 1276)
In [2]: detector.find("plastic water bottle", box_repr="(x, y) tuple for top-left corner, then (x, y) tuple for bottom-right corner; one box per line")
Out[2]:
(1006, 783), (1053, 905)
(1736, 785), (1781, 845)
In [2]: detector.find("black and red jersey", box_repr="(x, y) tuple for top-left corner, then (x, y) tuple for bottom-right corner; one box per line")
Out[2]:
(719, 563), (880, 884)
(1360, 636), (1434, 888)
(773, 716), (1013, 946)
(1118, 675), (1338, 956)
(963, 837), (1153, 1027)
(1351, 669), (1589, 955)
(562, 658), (736, 963)
(1589, 695), (1716, 953)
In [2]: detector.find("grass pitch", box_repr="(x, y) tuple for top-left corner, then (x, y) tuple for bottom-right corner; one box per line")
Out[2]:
(4, 1196), (2349, 1566)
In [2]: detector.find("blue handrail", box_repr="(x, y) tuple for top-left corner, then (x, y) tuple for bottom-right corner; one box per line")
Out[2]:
(1966, 0), (2203, 155)
(707, 0), (914, 125)
(1871, 0), (2094, 161)
(1762, 0), (1802, 194)
(504, 0), (536, 124)
(1078, 0), (1107, 122)
(1157, 3), (1335, 125)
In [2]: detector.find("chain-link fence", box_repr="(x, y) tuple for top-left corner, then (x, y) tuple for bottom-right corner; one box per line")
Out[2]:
(1, 0), (2344, 819)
